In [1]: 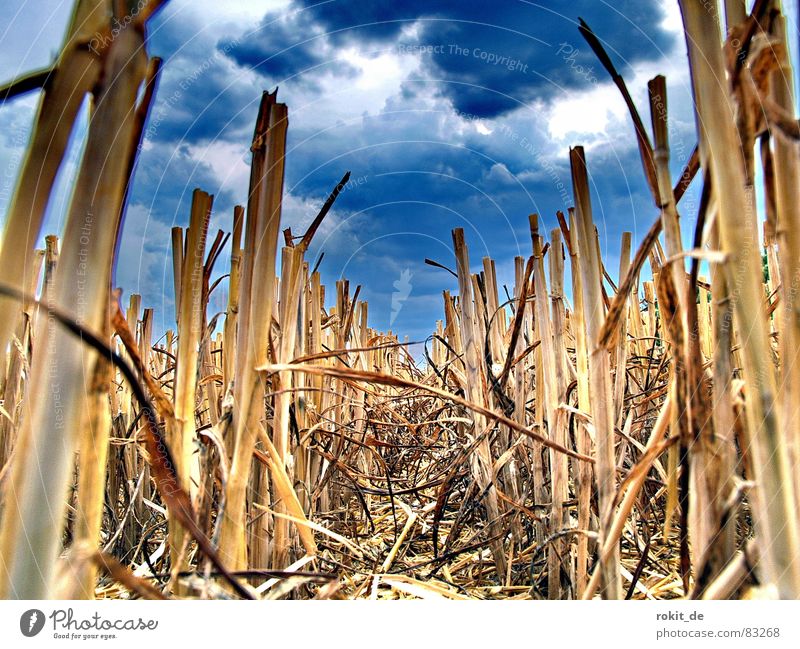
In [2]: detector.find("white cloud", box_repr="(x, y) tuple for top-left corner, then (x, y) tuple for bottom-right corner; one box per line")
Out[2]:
(545, 47), (692, 152)
(181, 0), (289, 26)
(0, 0), (69, 81)
(547, 83), (623, 141)
(277, 46), (421, 131)
(186, 140), (251, 198)
(485, 162), (516, 185)
(0, 95), (36, 226)
(658, 0), (684, 36)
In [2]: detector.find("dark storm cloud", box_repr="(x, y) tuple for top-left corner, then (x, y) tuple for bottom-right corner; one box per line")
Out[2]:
(223, 0), (677, 118)
(282, 98), (692, 331)
(142, 10), (261, 146)
(219, 10), (357, 86)
(0, 0), (695, 345)
(144, 64), (258, 145)
(283, 125), (530, 249)
(127, 141), (238, 224)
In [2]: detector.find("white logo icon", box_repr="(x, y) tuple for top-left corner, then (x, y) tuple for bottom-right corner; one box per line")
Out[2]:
(20, 609), (45, 637)
(390, 268), (413, 326)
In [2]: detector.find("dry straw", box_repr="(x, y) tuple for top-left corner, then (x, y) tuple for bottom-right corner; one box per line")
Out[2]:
(0, 0), (798, 600)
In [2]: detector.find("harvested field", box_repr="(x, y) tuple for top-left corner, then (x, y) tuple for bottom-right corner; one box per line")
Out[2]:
(0, 0), (799, 601)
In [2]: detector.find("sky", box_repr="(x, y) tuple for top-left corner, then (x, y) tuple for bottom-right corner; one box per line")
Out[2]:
(0, 1), (794, 343)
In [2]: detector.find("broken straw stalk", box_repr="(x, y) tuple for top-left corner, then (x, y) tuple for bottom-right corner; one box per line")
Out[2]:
(0, 0), (797, 600)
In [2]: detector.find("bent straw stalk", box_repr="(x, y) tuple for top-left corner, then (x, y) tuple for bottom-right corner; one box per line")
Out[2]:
(680, 0), (800, 597)
(0, 0), (799, 601)
(0, 22), (148, 599)
(0, 0), (108, 359)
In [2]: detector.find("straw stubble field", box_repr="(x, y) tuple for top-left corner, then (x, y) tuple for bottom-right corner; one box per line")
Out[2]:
(0, 0), (799, 600)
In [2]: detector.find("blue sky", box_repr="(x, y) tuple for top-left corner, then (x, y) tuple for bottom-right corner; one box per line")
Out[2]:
(1, 1), (790, 343)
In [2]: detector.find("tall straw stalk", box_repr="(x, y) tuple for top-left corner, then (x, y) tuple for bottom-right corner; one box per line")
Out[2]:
(679, 0), (800, 597)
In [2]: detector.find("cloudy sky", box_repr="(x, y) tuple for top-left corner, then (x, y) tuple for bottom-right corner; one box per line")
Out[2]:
(1, 1), (793, 342)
